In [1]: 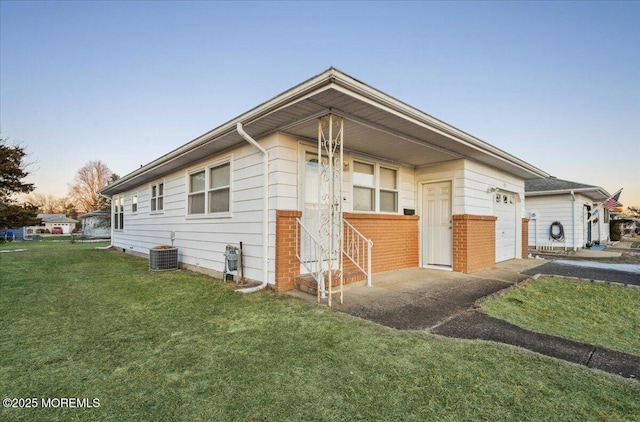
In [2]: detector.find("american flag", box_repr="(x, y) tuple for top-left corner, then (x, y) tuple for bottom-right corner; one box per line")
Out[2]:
(602, 189), (622, 211)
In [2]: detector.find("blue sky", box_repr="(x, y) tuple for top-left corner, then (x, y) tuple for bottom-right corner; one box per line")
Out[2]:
(1, 1), (638, 207)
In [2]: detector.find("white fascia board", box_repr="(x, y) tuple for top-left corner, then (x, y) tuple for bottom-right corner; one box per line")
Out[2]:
(526, 187), (610, 200)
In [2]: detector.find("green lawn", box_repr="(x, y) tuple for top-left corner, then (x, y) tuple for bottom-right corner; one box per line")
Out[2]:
(482, 276), (640, 356)
(1, 241), (639, 421)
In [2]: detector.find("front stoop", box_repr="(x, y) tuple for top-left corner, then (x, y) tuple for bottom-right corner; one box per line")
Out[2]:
(295, 269), (365, 295)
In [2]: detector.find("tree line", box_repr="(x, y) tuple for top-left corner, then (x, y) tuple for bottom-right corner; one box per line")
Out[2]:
(1, 137), (118, 228)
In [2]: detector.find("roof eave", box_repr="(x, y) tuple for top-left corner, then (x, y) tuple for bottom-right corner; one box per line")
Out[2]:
(101, 68), (549, 195)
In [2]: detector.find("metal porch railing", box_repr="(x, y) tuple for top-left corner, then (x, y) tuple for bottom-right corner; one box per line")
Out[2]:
(343, 219), (373, 287)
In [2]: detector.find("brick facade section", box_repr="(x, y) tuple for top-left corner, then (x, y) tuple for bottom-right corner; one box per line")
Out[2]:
(275, 210), (302, 292)
(274, 210), (419, 292)
(452, 214), (497, 273)
(522, 218), (530, 259)
(343, 213), (420, 274)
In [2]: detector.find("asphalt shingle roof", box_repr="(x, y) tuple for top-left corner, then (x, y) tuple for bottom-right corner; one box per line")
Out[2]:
(525, 178), (598, 193)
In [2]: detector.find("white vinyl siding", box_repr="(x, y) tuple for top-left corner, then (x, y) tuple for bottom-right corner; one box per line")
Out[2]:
(109, 133), (289, 285)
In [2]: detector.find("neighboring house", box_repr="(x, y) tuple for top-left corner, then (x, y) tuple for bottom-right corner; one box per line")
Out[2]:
(37, 214), (79, 234)
(525, 178), (611, 251)
(79, 210), (111, 238)
(101, 68), (549, 292)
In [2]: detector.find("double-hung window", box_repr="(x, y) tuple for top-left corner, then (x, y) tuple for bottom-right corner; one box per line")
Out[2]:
(113, 195), (124, 230)
(188, 161), (231, 216)
(151, 182), (164, 212)
(353, 160), (398, 213)
(131, 193), (138, 213)
(188, 171), (206, 214)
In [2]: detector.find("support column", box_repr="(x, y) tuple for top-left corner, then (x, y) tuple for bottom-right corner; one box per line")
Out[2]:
(317, 114), (344, 306)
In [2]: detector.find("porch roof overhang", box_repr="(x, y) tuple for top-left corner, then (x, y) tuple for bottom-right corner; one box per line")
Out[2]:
(101, 67), (549, 196)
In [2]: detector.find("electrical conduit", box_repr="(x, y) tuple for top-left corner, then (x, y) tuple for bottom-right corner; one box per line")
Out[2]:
(235, 122), (269, 293)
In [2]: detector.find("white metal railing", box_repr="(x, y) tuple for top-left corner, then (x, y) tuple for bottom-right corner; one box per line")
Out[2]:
(343, 219), (373, 287)
(295, 218), (324, 290)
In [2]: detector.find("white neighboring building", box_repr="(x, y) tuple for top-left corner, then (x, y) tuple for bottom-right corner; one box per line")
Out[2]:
(36, 214), (79, 234)
(525, 178), (611, 251)
(79, 210), (111, 238)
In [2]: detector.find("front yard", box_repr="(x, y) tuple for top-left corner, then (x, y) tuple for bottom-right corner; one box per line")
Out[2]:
(482, 276), (640, 356)
(1, 240), (638, 421)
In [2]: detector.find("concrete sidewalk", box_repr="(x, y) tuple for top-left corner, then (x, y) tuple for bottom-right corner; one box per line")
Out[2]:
(328, 259), (640, 380)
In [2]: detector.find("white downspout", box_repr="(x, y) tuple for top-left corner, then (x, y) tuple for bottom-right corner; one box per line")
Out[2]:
(235, 122), (269, 293)
(570, 190), (577, 251)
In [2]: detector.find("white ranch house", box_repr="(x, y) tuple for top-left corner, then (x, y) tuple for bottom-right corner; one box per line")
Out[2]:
(101, 68), (549, 297)
(525, 178), (612, 251)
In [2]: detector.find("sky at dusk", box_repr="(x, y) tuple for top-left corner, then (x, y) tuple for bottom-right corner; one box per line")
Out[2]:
(1, 1), (639, 207)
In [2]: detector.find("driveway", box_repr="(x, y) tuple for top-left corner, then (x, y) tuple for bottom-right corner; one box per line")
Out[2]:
(523, 260), (640, 286)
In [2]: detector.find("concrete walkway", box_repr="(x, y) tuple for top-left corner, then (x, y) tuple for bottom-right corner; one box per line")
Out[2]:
(329, 259), (640, 380)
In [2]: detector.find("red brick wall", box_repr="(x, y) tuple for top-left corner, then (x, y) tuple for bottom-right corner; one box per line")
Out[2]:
(275, 210), (302, 292)
(275, 210), (420, 292)
(452, 214), (497, 273)
(343, 213), (419, 274)
(522, 218), (530, 258)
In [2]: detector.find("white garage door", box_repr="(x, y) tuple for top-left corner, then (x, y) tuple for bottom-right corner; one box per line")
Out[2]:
(494, 192), (517, 262)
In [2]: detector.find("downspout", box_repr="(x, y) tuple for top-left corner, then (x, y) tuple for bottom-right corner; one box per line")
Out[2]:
(235, 122), (269, 293)
(570, 190), (577, 251)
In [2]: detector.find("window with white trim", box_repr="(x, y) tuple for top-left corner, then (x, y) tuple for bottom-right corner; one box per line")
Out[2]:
(131, 193), (138, 213)
(150, 182), (164, 212)
(113, 195), (124, 230)
(353, 160), (398, 213)
(188, 170), (206, 214)
(187, 161), (231, 216)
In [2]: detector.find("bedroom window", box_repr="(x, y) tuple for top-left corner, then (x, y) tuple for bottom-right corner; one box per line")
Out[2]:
(113, 195), (124, 230)
(187, 161), (231, 216)
(208, 162), (230, 213)
(151, 182), (164, 212)
(188, 171), (206, 214)
(353, 161), (398, 213)
(131, 193), (138, 213)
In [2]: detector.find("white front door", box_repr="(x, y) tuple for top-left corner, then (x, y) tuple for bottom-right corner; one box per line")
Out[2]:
(300, 151), (331, 263)
(422, 181), (452, 267)
(494, 191), (517, 262)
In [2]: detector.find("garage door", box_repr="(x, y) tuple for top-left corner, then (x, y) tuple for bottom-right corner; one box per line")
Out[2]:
(494, 192), (516, 262)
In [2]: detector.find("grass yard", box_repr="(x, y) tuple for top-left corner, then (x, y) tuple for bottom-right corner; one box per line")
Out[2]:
(482, 276), (640, 356)
(1, 240), (639, 421)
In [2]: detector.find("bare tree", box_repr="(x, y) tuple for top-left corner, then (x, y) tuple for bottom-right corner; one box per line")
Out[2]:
(25, 193), (69, 214)
(68, 160), (113, 214)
